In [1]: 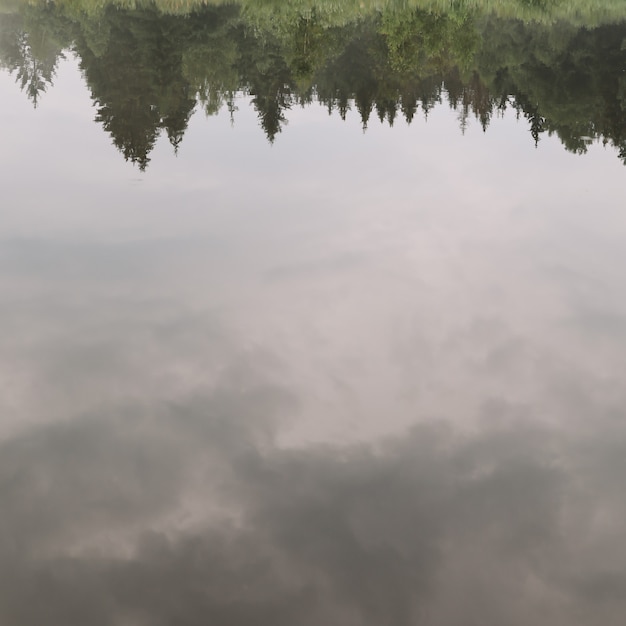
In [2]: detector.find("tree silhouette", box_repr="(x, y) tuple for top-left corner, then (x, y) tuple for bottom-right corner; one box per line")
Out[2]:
(0, 7), (68, 107)
(1, 0), (624, 165)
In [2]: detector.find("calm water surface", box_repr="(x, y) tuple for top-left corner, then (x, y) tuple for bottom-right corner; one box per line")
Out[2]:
(1, 2), (626, 624)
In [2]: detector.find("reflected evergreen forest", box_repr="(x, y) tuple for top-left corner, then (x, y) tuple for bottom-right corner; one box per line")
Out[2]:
(1, 0), (626, 168)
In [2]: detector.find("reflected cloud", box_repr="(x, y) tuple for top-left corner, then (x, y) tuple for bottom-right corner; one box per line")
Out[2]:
(2, 355), (626, 625)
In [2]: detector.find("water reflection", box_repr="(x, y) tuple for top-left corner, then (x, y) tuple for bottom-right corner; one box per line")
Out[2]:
(2, 2), (626, 625)
(2, 177), (626, 623)
(1, 1), (625, 167)
(3, 360), (626, 624)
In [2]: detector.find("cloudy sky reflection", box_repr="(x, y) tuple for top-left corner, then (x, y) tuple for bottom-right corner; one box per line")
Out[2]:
(3, 385), (626, 625)
(1, 55), (626, 625)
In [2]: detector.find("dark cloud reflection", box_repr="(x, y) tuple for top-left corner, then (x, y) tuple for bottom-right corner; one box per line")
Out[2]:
(2, 360), (626, 626)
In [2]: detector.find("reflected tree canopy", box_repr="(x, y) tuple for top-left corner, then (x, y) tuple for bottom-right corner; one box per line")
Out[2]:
(1, 0), (625, 167)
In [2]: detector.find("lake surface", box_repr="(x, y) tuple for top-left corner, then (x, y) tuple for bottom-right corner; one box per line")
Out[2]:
(1, 1), (626, 624)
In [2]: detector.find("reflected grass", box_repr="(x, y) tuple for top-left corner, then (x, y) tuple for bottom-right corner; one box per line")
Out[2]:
(2, 0), (626, 23)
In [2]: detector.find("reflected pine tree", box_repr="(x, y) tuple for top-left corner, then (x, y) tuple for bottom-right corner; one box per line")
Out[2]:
(237, 24), (294, 142)
(75, 6), (198, 169)
(181, 5), (240, 116)
(0, 4), (69, 106)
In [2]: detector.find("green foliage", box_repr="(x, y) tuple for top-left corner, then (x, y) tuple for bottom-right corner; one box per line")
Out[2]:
(1, 0), (624, 164)
(0, 3), (71, 105)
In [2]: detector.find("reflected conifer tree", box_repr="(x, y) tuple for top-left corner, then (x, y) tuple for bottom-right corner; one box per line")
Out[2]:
(15, 34), (55, 106)
(237, 26), (294, 142)
(0, 6), (68, 107)
(75, 6), (197, 169)
(181, 4), (240, 118)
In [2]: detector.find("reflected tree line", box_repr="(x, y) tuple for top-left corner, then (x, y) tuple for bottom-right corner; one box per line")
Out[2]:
(1, 0), (625, 168)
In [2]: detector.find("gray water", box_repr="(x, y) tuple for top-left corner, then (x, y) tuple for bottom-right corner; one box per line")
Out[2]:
(1, 5), (626, 625)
